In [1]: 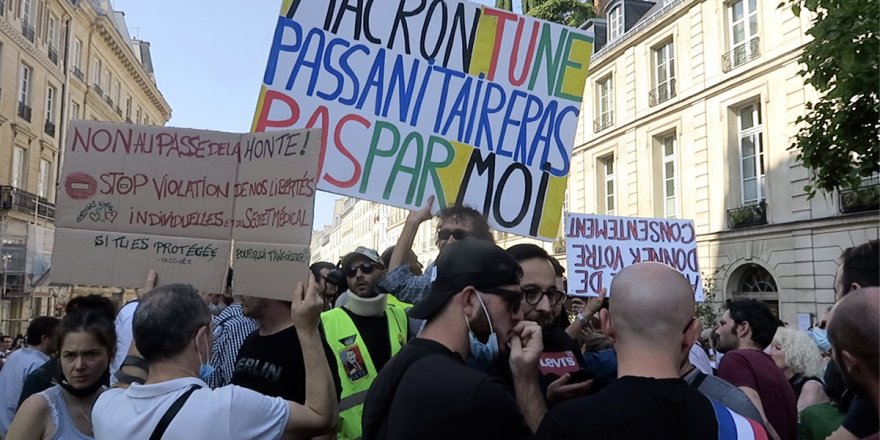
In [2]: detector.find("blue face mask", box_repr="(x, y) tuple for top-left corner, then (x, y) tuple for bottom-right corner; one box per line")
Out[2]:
(465, 293), (500, 363)
(197, 330), (215, 381)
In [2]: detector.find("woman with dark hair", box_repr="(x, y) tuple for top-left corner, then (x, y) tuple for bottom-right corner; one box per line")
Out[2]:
(6, 310), (116, 440)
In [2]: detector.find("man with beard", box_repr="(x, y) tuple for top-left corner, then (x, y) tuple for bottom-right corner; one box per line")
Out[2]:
(827, 287), (879, 440)
(231, 292), (340, 405)
(715, 299), (795, 439)
(320, 247), (408, 440)
(362, 239), (545, 440)
(504, 244), (591, 406)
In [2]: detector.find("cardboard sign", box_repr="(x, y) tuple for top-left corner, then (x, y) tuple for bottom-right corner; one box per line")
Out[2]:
(564, 213), (704, 301)
(253, 0), (593, 241)
(52, 121), (320, 300)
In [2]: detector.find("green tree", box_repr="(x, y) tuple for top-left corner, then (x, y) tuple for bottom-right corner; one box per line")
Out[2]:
(782, 0), (880, 197)
(695, 266), (726, 330)
(496, 0), (594, 28)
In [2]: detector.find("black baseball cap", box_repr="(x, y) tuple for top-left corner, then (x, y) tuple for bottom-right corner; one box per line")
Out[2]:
(408, 239), (522, 320)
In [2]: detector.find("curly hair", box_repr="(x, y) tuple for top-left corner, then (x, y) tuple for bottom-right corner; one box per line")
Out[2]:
(771, 327), (825, 379)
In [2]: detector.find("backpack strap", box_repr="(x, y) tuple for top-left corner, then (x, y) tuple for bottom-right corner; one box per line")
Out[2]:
(149, 384), (201, 440)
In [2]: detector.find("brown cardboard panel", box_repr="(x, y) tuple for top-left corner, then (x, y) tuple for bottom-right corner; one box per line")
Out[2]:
(52, 227), (230, 293)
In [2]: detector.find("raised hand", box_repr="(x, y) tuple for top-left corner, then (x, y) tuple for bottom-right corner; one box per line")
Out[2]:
(405, 194), (435, 226)
(508, 320), (543, 378)
(290, 272), (324, 331)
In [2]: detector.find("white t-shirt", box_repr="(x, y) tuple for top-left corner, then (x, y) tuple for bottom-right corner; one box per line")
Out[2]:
(92, 377), (289, 440)
(689, 342), (714, 376)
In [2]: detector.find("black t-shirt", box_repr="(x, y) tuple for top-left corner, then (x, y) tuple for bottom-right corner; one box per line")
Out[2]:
(362, 338), (532, 440)
(843, 395), (880, 438)
(534, 376), (718, 439)
(231, 325), (340, 403)
(340, 308), (393, 373)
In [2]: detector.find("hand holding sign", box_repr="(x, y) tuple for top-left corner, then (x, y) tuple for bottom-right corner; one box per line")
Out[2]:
(406, 195), (435, 227)
(290, 272), (323, 332)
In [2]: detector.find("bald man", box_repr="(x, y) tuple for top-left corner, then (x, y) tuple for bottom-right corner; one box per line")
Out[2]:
(534, 263), (768, 439)
(828, 287), (880, 440)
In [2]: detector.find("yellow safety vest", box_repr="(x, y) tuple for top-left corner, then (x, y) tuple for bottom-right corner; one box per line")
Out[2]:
(321, 302), (408, 440)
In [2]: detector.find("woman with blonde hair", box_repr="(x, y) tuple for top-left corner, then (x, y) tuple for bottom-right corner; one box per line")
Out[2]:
(767, 327), (829, 411)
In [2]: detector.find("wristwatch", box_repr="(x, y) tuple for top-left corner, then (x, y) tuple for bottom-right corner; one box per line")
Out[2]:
(575, 313), (589, 326)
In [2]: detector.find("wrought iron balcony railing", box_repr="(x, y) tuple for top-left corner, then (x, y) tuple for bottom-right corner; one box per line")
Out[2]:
(840, 183), (880, 214)
(44, 120), (55, 137)
(47, 46), (58, 65)
(722, 38), (760, 73)
(593, 112), (614, 133)
(0, 186), (55, 220)
(649, 78), (676, 106)
(21, 22), (34, 43)
(71, 66), (84, 81)
(17, 102), (32, 122)
(727, 200), (767, 229)
(91, 83), (104, 96)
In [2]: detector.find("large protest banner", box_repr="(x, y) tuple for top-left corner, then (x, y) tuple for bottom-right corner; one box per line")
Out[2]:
(51, 121), (320, 301)
(564, 213), (704, 301)
(253, 0), (593, 240)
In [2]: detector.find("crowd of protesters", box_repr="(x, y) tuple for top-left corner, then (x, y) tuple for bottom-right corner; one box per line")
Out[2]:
(0, 201), (876, 440)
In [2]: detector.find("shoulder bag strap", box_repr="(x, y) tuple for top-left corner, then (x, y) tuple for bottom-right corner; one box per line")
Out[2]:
(149, 384), (201, 440)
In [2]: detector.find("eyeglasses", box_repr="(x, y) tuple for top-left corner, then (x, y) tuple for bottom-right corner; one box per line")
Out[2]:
(344, 262), (379, 277)
(521, 286), (565, 305)
(478, 287), (523, 314)
(437, 229), (469, 242)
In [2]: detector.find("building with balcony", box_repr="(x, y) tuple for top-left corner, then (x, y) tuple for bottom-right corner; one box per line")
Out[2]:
(571, 0), (879, 324)
(0, 0), (171, 335)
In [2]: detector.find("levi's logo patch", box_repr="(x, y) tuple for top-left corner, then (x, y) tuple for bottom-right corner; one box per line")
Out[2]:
(538, 351), (580, 376)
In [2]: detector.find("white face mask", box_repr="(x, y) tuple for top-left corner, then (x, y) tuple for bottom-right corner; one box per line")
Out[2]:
(464, 293), (500, 363)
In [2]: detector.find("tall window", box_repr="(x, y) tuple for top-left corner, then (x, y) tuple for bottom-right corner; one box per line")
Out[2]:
(608, 6), (623, 42)
(738, 103), (764, 205)
(18, 64), (31, 105)
(661, 135), (677, 218)
(71, 101), (80, 120)
(47, 13), (58, 48)
(37, 158), (50, 198)
(12, 147), (26, 188)
(599, 155), (616, 215)
(652, 41), (675, 104)
(93, 58), (102, 86)
(105, 71), (113, 98)
(21, 0), (32, 24)
(72, 38), (82, 69)
(595, 76), (614, 131)
(729, 0), (759, 64)
(125, 95), (132, 120)
(45, 85), (56, 122)
(113, 81), (120, 105)
(135, 106), (142, 124)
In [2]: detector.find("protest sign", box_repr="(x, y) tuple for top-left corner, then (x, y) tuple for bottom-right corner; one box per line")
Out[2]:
(51, 121), (320, 300)
(564, 213), (704, 301)
(253, 0), (593, 240)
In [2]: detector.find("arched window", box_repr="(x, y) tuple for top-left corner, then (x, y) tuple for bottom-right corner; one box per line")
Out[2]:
(727, 263), (779, 316)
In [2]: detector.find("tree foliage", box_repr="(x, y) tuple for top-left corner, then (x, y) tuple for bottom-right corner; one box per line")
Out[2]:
(782, 0), (880, 196)
(496, 0), (594, 29)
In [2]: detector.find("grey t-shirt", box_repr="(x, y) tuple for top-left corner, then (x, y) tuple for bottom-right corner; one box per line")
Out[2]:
(683, 367), (766, 429)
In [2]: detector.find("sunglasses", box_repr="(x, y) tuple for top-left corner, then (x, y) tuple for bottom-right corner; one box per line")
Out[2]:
(521, 286), (565, 305)
(437, 229), (470, 242)
(344, 262), (379, 277)
(479, 287), (523, 314)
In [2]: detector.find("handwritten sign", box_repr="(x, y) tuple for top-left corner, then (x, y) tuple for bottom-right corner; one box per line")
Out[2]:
(564, 213), (704, 301)
(51, 121), (320, 300)
(252, 0), (593, 240)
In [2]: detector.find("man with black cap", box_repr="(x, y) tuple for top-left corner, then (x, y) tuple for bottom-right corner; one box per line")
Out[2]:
(320, 246), (409, 440)
(361, 239), (546, 440)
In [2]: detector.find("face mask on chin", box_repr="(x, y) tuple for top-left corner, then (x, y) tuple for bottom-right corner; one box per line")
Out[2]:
(465, 292), (500, 364)
(58, 369), (110, 397)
